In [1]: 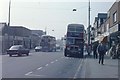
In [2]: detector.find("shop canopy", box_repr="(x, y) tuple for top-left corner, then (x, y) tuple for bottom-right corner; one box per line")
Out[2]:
(99, 35), (108, 43)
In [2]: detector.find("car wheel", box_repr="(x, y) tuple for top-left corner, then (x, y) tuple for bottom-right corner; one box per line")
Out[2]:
(9, 54), (12, 57)
(26, 53), (29, 56)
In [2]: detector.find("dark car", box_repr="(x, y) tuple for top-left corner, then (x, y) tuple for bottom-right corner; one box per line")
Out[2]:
(35, 46), (42, 52)
(7, 45), (29, 57)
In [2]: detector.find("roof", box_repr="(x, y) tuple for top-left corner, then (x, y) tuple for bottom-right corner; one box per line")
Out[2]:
(68, 24), (84, 27)
(41, 35), (55, 38)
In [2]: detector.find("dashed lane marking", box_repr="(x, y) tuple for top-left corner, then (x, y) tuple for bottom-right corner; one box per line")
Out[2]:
(27, 74), (45, 77)
(37, 67), (43, 70)
(73, 59), (84, 79)
(25, 72), (33, 76)
(45, 64), (49, 67)
(51, 61), (54, 64)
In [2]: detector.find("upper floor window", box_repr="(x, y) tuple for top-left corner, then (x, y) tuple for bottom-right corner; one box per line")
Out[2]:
(113, 11), (117, 23)
(107, 11), (110, 18)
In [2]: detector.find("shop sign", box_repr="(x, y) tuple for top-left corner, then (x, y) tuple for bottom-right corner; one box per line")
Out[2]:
(109, 24), (118, 34)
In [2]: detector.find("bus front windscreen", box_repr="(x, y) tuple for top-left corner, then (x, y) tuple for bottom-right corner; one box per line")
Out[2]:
(66, 38), (74, 45)
(67, 32), (83, 38)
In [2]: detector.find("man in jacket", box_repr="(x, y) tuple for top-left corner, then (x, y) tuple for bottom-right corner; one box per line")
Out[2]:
(97, 42), (106, 65)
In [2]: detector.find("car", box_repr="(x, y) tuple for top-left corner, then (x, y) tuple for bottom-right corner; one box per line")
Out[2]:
(7, 45), (29, 57)
(35, 46), (42, 52)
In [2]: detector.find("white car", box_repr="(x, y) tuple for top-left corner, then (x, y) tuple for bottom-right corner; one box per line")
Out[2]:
(35, 46), (42, 52)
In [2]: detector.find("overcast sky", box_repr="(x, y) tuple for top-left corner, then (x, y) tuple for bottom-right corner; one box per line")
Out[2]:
(0, 0), (116, 39)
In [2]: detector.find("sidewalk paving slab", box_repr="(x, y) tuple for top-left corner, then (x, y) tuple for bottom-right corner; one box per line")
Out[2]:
(80, 56), (118, 78)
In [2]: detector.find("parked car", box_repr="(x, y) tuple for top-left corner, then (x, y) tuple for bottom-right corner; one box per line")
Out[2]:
(7, 45), (29, 57)
(35, 46), (42, 52)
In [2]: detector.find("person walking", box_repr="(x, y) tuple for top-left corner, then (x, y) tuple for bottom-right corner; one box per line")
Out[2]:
(116, 43), (120, 59)
(97, 41), (107, 65)
(87, 44), (92, 56)
(93, 43), (98, 59)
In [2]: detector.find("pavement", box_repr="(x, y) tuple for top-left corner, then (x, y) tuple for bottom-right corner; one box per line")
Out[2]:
(0, 55), (2, 80)
(80, 55), (119, 78)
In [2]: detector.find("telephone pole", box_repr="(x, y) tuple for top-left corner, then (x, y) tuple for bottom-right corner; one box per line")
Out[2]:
(8, 0), (11, 26)
(87, 0), (91, 56)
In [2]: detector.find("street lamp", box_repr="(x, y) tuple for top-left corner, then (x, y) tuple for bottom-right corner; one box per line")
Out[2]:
(73, 8), (77, 11)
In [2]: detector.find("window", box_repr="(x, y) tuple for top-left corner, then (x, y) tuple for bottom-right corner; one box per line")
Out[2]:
(113, 12), (117, 23)
(68, 27), (75, 32)
(66, 38), (74, 44)
(76, 27), (83, 32)
(75, 39), (83, 45)
(107, 11), (110, 18)
(67, 32), (83, 38)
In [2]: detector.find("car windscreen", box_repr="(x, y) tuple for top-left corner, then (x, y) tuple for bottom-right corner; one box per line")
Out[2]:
(35, 46), (41, 49)
(9, 46), (21, 50)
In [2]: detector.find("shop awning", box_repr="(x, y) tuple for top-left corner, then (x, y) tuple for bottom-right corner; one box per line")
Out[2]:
(99, 35), (108, 43)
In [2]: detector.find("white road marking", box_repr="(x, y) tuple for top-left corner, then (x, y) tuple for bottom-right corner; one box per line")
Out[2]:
(51, 61), (54, 63)
(37, 67), (43, 70)
(25, 72), (33, 75)
(27, 74), (45, 77)
(55, 60), (58, 61)
(45, 64), (49, 67)
(73, 59), (84, 79)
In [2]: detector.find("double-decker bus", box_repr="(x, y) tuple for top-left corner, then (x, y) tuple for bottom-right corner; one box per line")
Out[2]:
(40, 35), (56, 52)
(64, 24), (85, 58)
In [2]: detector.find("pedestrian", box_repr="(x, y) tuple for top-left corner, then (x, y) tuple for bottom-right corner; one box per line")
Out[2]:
(93, 43), (98, 59)
(111, 43), (116, 59)
(97, 41), (107, 65)
(87, 44), (92, 56)
(116, 43), (120, 59)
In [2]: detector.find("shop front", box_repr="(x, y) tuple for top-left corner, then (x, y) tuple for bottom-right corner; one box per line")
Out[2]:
(109, 24), (120, 47)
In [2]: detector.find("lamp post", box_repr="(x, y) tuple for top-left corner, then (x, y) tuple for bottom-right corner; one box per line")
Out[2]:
(72, 0), (91, 56)
(8, 0), (11, 26)
(72, 1), (91, 45)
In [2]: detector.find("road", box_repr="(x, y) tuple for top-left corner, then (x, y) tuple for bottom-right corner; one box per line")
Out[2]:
(2, 51), (84, 78)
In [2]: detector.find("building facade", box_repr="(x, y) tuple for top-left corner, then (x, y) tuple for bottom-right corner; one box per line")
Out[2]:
(0, 23), (8, 55)
(92, 13), (107, 44)
(108, 1), (120, 47)
(0, 23), (31, 54)
(92, 0), (120, 50)
(31, 30), (45, 48)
